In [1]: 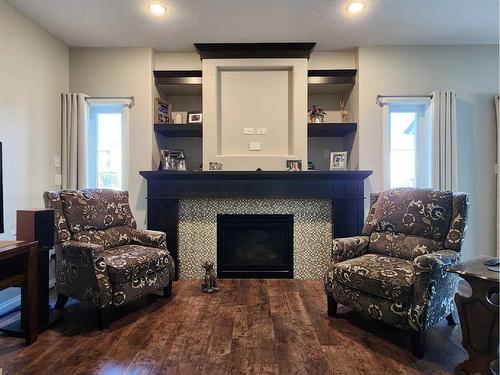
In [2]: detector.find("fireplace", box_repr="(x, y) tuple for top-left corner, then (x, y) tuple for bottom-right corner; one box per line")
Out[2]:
(217, 214), (293, 278)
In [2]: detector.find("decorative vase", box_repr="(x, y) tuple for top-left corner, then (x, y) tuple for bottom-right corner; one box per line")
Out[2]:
(314, 117), (323, 124)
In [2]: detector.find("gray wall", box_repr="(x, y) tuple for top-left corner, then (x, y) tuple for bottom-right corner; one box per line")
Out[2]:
(357, 45), (499, 259)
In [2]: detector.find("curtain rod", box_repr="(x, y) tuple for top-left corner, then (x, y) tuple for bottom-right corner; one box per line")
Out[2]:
(376, 94), (432, 107)
(85, 96), (135, 109)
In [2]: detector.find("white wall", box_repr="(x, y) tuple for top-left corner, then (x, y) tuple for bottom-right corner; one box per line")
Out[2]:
(69, 48), (154, 227)
(0, 0), (69, 306)
(0, 1), (69, 238)
(357, 45), (499, 259)
(154, 52), (201, 70)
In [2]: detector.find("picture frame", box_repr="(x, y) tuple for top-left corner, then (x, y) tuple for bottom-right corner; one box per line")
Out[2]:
(188, 112), (203, 124)
(155, 97), (172, 123)
(286, 160), (302, 172)
(329, 151), (348, 171)
(209, 162), (222, 171)
(172, 111), (188, 124)
(160, 149), (186, 171)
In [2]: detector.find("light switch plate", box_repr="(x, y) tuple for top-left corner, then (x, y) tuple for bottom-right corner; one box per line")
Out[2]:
(249, 142), (262, 151)
(256, 128), (267, 135)
(54, 155), (61, 168)
(55, 174), (62, 186)
(243, 127), (254, 135)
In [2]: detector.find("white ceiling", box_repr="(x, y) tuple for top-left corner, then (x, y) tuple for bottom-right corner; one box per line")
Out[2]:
(7, 0), (500, 51)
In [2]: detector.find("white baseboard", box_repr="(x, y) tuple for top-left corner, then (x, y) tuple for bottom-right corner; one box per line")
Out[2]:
(0, 294), (21, 316)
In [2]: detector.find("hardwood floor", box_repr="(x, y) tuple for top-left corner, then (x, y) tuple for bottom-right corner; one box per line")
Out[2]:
(0, 280), (466, 374)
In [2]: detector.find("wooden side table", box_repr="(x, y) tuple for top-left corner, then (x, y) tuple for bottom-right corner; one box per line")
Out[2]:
(0, 241), (38, 345)
(448, 256), (499, 375)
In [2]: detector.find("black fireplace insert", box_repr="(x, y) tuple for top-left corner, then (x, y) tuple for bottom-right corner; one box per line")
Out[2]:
(217, 214), (293, 279)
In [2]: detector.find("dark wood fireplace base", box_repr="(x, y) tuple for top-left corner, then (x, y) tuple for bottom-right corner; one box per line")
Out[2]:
(139, 170), (372, 279)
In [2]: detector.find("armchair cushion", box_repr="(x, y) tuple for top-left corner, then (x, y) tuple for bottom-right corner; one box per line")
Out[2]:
(332, 236), (369, 262)
(363, 188), (453, 242)
(73, 226), (131, 249)
(102, 244), (173, 284)
(329, 254), (414, 302)
(59, 189), (136, 233)
(368, 232), (441, 260)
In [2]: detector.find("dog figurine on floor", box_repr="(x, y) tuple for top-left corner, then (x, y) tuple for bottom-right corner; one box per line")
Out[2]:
(202, 261), (219, 293)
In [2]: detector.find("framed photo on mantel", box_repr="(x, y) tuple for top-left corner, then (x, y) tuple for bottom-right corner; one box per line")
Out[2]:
(329, 151), (347, 171)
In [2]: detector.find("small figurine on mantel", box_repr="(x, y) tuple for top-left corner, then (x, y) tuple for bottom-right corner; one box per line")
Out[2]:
(339, 100), (349, 123)
(201, 261), (219, 293)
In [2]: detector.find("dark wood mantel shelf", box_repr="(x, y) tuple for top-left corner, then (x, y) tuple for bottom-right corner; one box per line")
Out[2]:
(140, 170), (372, 279)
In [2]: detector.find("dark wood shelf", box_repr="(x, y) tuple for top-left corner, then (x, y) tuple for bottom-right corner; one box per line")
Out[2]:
(154, 123), (202, 137)
(194, 43), (316, 59)
(308, 123), (357, 137)
(154, 70), (202, 96)
(154, 123), (356, 138)
(308, 69), (356, 95)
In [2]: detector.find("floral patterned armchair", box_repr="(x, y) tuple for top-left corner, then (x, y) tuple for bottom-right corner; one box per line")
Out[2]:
(324, 188), (468, 358)
(44, 189), (175, 329)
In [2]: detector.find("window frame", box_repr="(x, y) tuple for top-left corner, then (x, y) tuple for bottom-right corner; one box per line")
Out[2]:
(382, 101), (431, 190)
(87, 102), (129, 191)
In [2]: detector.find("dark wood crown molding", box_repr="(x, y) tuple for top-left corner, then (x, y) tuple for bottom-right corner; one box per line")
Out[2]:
(194, 43), (316, 59)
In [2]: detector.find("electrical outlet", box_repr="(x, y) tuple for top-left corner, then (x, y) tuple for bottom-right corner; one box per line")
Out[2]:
(243, 127), (254, 135)
(256, 128), (267, 135)
(249, 142), (262, 151)
(323, 149), (330, 158)
(54, 155), (61, 168)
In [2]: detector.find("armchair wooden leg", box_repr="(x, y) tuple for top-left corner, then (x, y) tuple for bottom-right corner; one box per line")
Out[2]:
(97, 306), (113, 330)
(163, 282), (172, 298)
(411, 331), (426, 359)
(54, 294), (69, 309)
(327, 295), (338, 317)
(445, 305), (459, 325)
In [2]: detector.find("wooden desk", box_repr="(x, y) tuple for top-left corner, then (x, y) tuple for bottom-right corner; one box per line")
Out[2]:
(0, 241), (38, 344)
(448, 256), (499, 375)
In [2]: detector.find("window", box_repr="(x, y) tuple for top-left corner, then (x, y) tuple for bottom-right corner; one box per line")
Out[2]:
(384, 103), (431, 189)
(87, 104), (126, 190)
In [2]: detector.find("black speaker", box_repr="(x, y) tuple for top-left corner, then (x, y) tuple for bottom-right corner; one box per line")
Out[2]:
(16, 209), (54, 249)
(16, 209), (55, 329)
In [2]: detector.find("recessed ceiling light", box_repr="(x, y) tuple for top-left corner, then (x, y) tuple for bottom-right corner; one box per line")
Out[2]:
(347, 2), (364, 13)
(149, 3), (166, 15)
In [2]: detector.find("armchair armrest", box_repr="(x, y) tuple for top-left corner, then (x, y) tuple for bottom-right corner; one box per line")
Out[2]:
(58, 240), (112, 308)
(128, 228), (167, 250)
(409, 249), (461, 332)
(61, 240), (105, 259)
(413, 250), (461, 274)
(332, 236), (370, 263)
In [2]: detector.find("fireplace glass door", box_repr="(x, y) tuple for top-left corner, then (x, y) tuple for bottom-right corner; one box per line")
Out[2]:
(217, 214), (293, 278)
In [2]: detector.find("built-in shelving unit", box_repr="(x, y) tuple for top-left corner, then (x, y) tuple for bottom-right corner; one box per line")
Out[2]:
(153, 67), (359, 171)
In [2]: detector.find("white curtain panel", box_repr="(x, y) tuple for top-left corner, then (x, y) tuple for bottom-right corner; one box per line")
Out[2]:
(61, 93), (88, 189)
(495, 95), (499, 253)
(431, 91), (458, 191)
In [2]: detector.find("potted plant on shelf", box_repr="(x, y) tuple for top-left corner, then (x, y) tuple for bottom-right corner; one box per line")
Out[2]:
(308, 105), (326, 123)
